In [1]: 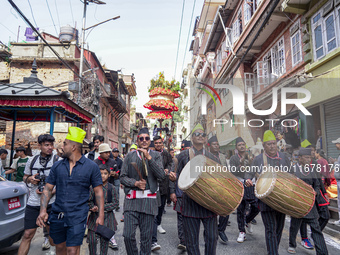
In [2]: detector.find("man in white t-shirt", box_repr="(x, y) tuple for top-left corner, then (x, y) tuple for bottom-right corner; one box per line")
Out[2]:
(19, 134), (57, 255)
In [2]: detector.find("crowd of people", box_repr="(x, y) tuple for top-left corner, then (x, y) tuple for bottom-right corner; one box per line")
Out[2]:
(1, 124), (340, 255)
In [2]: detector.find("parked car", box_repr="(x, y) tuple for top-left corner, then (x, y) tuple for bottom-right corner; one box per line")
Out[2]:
(0, 176), (28, 249)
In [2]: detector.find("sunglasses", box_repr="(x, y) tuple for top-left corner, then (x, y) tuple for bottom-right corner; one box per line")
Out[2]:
(193, 132), (206, 137)
(139, 136), (150, 142)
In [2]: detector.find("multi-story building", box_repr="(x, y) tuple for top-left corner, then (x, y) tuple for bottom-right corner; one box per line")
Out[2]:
(282, 0), (340, 158)
(0, 31), (135, 151)
(188, 0), (328, 155)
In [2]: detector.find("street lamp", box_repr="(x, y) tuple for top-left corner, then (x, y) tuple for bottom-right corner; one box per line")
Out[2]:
(77, 0), (120, 105)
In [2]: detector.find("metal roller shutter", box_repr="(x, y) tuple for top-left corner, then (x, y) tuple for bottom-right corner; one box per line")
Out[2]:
(325, 99), (340, 158)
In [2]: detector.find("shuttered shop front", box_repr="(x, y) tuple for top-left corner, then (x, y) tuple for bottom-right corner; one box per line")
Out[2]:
(325, 99), (340, 158)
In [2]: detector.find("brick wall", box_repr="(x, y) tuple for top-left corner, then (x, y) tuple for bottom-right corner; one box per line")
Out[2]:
(4, 122), (69, 150)
(10, 62), (74, 89)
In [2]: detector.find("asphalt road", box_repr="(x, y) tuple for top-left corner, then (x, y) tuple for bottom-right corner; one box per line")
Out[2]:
(2, 189), (340, 255)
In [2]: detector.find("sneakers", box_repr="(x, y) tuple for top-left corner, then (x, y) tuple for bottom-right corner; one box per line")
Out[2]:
(157, 225), (166, 234)
(42, 237), (50, 250)
(177, 243), (186, 250)
(333, 220), (340, 226)
(237, 232), (246, 243)
(218, 231), (228, 244)
(151, 243), (161, 251)
(287, 247), (296, 254)
(301, 238), (314, 249)
(109, 239), (118, 250)
(246, 223), (253, 234)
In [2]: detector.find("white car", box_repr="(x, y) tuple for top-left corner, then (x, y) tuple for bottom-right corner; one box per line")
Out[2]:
(0, 176), (28, 248)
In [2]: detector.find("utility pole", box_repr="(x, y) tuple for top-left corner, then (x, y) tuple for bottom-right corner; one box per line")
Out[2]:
(77, 0), (107, 105)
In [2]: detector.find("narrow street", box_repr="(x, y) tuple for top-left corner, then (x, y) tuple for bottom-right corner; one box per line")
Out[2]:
(2, 190), (340, 255)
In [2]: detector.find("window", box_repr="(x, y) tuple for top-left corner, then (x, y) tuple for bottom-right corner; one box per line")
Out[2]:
(244, 1), (253, 25)
(311, 3), (339, 61)
(232, 10), (242, 44)
(216, 49), (222, 74)
(244, 73), (257, 94)
(324, 12), (337, 53)
(221, 40), (227, 59)
(290, 22), (302, 67)
(312, 12), (325, 59)
(271, 37), (285, 77)
(256, 61), (268, 86)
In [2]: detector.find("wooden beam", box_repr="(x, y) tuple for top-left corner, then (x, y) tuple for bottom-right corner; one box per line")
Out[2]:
(271, 12), (289, 22)
(281, 1), (309, 14)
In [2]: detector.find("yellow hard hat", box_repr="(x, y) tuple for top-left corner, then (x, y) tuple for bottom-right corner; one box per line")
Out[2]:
(65, 127), (86, 144)
(263, 130), (276, 142)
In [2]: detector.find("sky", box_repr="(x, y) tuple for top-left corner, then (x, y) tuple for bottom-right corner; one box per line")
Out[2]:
(1, 0), (205, 116)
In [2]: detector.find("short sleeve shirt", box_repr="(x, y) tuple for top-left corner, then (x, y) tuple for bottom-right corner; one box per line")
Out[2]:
(46, 155), (102, 225)
(24, 155), (56, 206)
(12, 157), (29, 182)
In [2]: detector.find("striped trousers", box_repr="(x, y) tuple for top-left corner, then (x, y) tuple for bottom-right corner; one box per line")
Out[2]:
(123, 211), (154, 255)
(87, 230), (109, 255)
(237, 199), (259, 233)
(261, 211), (285, 255)
(218, 215), (229, 233)
(289, 217), (328, 255)
(182, 216), (218, 255)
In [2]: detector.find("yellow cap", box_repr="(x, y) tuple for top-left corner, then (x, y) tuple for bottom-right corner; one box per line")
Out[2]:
(263, 130), (276, 142)
(130, 144), (137, 150)
(192, 123), (204, 134)
(65, 127), (86, 144)
(301, 139), (311, 148)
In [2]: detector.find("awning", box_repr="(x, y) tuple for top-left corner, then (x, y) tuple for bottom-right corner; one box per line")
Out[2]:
(0, 98), (92, 123)
(219, 136), (238, 147)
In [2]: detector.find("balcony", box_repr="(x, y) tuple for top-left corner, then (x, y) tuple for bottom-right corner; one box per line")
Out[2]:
(104, 71), (128, 120)
(123, 74), (136, 96)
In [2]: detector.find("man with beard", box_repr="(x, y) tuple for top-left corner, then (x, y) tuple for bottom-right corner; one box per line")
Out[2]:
(151, 136), (174, 250)
(19, 134), (57, 255)
(207, 135), (229, 244)
(86, 135), (104, 161)
(174, 124), (219, 255)
(245, 130), (290, 255)
(229, 137), (259, 243)
(37, 127), (104, 255)
(120, 127), (166, 255)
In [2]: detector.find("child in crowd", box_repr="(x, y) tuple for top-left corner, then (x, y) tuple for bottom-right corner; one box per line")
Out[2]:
(87, 164), (119, 254)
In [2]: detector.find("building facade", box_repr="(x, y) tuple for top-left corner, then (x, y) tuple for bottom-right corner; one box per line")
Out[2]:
(186, 0), (339, 156)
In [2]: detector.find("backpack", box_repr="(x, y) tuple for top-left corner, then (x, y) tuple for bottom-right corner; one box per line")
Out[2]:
(29, 154), (59, 173)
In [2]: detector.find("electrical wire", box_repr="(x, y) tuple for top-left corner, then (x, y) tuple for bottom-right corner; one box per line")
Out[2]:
(7, 0), (81, 79)
(27, 0), (38, 28)
(0, 22), (17, 36)
(174, 0), (186, 79)
(54, 0), (61, 30)
(69, 0), (75, 25)
(180, 0), (197, 80)
(45, 0), (58, 36)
